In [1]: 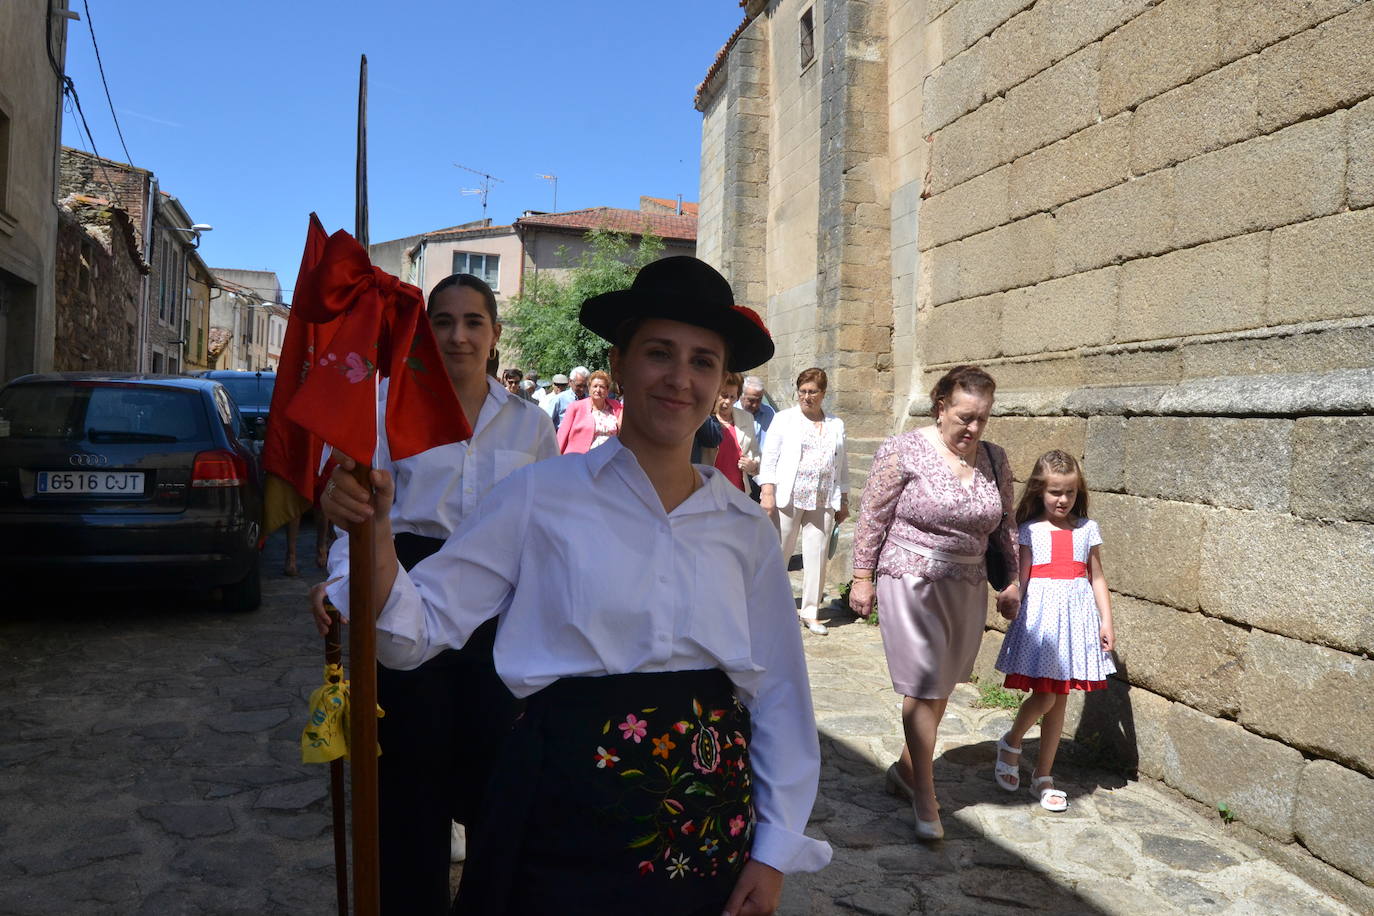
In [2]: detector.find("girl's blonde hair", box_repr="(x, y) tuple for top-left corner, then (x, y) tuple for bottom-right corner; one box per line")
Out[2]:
(1015, 450), (1090, 524)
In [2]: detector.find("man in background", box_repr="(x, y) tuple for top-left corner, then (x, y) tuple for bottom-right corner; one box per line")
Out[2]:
(545, 366), (590, 430)
(737, 375), (775, 450)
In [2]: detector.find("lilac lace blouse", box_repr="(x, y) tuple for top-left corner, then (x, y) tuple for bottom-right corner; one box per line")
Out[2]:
(851, 430), (1018, 586)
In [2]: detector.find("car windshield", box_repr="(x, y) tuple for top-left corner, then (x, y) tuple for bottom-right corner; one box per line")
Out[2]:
(0, 383), (209, 443)
(216, 376), (274, 412)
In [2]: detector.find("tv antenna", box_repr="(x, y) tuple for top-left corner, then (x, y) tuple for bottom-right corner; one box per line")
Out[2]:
(535, 172), (558, 212)
(454, 163), (504, 219)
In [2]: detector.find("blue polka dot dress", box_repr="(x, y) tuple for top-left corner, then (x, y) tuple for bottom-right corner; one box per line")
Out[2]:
(995, 518), (1116, 693)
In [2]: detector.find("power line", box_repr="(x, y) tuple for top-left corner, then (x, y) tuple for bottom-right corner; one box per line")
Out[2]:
(63, 78), (131, 217)
(81, 0), (133, 166)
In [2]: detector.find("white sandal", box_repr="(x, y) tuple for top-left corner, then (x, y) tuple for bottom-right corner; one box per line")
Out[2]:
(1031, 775), (1067, 812)
(994, 735), (1021, 792)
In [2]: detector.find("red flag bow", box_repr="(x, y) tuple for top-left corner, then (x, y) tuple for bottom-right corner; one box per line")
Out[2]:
(285, 216), (470, 466)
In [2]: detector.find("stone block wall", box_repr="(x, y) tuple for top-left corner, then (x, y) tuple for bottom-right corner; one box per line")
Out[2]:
(959, 375), (1374, 884)
(700, 3), (1374, 891)
(697, 0), (897, 442)
(53, 202), (143, 372)
(59, 149), (152, 253)
(918, 1), (1374, 891)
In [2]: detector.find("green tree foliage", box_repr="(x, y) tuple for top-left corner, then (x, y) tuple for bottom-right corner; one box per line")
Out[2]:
(505, 228), (665, 376)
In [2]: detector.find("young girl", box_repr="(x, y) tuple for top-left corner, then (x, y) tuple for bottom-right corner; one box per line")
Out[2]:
(992, 450), (1115, 812)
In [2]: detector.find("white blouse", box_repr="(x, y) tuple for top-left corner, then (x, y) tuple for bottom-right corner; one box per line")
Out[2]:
(325, 376), (558, 575)
(326, 438), (832, 875)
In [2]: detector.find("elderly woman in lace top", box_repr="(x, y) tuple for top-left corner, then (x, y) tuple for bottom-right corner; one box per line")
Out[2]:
(849, 365), (1019, 842)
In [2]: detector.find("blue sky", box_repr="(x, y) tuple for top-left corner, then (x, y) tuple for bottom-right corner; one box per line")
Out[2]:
(61, 1), (744, 301)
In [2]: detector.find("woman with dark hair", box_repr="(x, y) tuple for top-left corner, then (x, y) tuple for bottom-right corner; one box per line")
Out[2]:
(758, 368), (850, 635)
(556, 369), (622, 454)
(313, 272), (557, 913)
(711, 371), (761, 491)
(848, 365), (1019, 841)
(325, 256), (830, 915)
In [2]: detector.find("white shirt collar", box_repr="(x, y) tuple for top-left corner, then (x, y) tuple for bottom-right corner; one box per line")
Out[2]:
(587, 438), (755, 518)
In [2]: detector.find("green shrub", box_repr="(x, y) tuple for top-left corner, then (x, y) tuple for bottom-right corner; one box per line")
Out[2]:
(971, 679), (1025, 710)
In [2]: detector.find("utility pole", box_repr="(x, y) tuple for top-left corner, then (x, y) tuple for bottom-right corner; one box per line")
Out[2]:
(454, 163), (504, 220)
(536, 172), (558, 212)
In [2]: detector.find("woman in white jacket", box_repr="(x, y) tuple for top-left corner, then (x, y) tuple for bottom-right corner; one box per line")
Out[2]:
(758, 367), (849, 634)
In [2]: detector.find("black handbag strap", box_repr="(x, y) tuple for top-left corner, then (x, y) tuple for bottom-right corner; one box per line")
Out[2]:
(982, 442), (1007, 519)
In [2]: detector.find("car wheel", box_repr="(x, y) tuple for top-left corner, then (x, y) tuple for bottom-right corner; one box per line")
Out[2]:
(221, 553), (262, 613)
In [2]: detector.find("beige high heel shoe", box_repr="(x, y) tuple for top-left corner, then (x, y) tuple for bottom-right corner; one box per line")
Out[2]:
(912, 797), (944, 841)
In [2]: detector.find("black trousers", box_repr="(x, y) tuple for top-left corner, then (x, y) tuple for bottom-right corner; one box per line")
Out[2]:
(377, 532), (518, 915)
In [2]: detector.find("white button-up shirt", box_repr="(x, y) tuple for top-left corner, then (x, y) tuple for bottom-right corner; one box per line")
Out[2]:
(326, 376), (557, 575)
(329, 438), (832, 875)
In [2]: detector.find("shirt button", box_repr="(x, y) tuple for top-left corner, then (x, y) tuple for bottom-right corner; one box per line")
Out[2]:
(658, 574), (668, 583)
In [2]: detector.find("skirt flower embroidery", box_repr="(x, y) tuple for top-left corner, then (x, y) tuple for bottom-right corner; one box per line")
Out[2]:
(599, 696), (755, 882)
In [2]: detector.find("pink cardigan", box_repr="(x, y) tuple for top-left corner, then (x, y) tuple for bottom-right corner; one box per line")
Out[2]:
(557, 397), (622, 454)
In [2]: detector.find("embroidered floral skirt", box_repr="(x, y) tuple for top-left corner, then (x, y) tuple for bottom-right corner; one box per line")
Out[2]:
(454, 669), (755, 915)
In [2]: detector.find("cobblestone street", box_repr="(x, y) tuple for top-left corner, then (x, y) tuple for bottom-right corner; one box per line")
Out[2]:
(784, 613), (1358, 916)
(0, 529), (1359, 914)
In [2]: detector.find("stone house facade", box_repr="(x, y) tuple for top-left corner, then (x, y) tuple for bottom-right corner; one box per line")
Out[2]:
(513, 206), (697, 283)
(370, 204), (699, 311)
(52, 195), (145, 371)
(210, 269), (284, 372)
(59, 149), (205, 374)
(370, 204), (698, 372)
(147, 193), (199, 374)
(698, 0), (1374, 901)
(183, 249), (215, 372)
(373, 220), (524, 310)
(0, 1), (71, 383)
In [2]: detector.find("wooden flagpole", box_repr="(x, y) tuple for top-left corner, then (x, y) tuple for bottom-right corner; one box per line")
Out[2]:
(325, 612), (349, 916)
(348, 52), (381, 916)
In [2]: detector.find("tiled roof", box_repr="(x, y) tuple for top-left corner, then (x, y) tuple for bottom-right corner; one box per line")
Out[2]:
(641, 196), (700, 217)
(423, 223), (514, 239)
(695, 13), (754, 110)
(515, 207), (697, 241)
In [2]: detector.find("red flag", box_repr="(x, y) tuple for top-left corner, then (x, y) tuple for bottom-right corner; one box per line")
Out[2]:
(260, 214), (470, 539)
(261, 214), (335, 540)
(287, 221), (470, 463)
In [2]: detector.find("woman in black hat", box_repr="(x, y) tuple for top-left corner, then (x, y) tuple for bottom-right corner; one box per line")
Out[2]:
(326, 256), (831, 915)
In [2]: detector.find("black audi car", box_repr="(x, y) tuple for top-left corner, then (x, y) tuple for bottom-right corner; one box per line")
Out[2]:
(0, 373), (264, 611)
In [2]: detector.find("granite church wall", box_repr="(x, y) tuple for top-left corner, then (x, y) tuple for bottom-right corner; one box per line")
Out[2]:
(699, 0), (1374, 898)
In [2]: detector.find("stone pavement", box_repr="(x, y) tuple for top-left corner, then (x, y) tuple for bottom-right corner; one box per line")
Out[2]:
(0, 525), (1359, 914)
(0, 530), (341, 915)
(778, 612), (1359, 915)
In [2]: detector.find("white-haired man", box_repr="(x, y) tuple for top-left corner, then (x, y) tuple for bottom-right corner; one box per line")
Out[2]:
(736, 375), (775, 450)
(545, 365), (590, 430)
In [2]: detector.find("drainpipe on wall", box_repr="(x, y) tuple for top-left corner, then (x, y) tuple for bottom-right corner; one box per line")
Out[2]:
(136, 177), (157, 372)
(208, 282), (222, 368)
(229, 294), (241, 371)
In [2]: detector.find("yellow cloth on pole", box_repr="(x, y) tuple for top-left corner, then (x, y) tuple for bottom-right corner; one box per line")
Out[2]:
(301, 663), (383, 763)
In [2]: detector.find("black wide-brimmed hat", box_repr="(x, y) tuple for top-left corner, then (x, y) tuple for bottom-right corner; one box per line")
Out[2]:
(579, 256), (774, 371)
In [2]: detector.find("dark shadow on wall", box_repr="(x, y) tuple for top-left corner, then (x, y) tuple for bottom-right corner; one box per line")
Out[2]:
(1064, 661), (1140, 782)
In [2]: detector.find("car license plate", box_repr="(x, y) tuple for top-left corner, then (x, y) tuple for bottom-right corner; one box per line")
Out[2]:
(36, 470), (146, 495)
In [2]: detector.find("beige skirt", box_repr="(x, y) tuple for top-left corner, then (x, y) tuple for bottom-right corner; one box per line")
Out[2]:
(877, 572), (986, 699)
